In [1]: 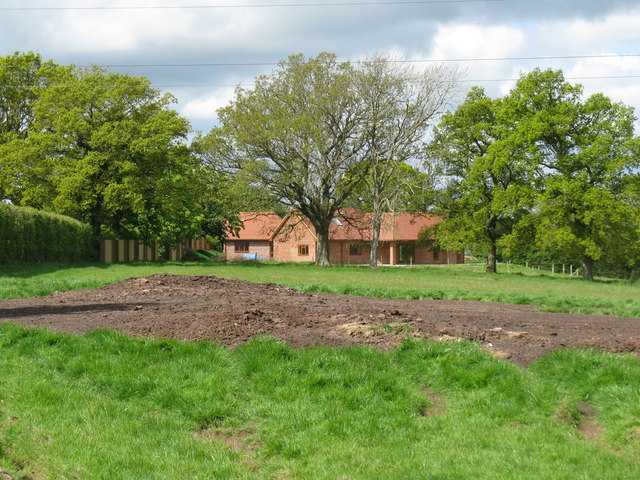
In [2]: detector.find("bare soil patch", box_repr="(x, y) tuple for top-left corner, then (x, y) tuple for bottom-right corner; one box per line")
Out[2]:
(1, 274), (639, 366)
(195, 427), (260, 454)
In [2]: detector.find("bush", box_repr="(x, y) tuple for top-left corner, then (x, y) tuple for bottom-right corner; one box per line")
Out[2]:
(0, 203), (95, 263)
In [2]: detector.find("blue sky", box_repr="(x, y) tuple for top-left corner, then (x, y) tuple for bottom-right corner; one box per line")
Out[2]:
(1, 0), (639, 134)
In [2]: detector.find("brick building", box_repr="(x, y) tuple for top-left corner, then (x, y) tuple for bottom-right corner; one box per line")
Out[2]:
(223, 212), (282, 262)
(225, 210), (463, 265)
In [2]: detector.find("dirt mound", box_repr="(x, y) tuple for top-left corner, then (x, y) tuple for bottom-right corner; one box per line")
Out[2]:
(1, 274), (639, 366)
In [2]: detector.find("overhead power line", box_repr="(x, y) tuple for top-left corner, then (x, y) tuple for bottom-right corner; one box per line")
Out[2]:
(2, 74), (639, 90)
(72, 53), (640, 68)
(152, 74), (640, 87)
(0, 0), (504, 11)
(4, 53), (639, 70)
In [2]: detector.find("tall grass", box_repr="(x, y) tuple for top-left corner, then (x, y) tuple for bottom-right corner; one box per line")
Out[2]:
(1, 261), (639, 318)
(0, 324), (638, 479)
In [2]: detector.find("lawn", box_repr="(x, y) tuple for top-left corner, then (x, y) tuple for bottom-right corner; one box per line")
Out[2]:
(1, 260), (639, 317)
(0, 324), (639, 479)
(0, 261), (639, 478)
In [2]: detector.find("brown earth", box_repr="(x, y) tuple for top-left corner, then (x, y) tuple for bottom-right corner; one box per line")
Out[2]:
(0, 274), (638, 366)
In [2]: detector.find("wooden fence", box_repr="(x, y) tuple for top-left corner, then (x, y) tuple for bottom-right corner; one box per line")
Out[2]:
(100, 238), (211, 263)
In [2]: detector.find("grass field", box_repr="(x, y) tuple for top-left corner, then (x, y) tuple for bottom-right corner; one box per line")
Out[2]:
(1, 262), (639, 477)
(0, 324), (639, 479)
(1, 260), (639, 318)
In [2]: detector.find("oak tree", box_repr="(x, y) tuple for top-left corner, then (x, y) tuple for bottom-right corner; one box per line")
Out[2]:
(508, 69), (640, 280)
(205, 53), (370, 266)
(0, 54), (202, 247)
(425, 87), (536, 273)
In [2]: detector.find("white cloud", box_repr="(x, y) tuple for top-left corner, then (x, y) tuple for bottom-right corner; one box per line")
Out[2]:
(425, 24), (525, 100)
(36, 0), (275, 54)
(3, 0), (640, 133)
(430, 24), (525, 60)
(535, 11), (640, 54)
(180, 87), (237, 124)
(566, 56), (640, 119)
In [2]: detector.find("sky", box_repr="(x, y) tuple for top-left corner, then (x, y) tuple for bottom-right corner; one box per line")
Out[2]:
(1, 0), (639, 134)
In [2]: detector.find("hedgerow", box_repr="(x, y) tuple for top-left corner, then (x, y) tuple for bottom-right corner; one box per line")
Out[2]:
(0, 203), (94, 263)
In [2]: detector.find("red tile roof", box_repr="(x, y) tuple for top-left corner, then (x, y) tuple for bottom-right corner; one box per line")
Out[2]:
(228, 212), (282, 240)
(328, 210), (441, 241)
(263, 209), (441, 242)
(381, 212), (441, 241)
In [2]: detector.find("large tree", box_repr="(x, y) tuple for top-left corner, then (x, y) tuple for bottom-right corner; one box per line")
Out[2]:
(0, 55), (202, 246)
(355, 56), (459, 267)
(424, 87), (536, 273)
(0, 52), (66, 202)
(426, 69), (639, 279)
(0, 51), (61, 140)
(507, 69), (640, 280)
(204, 53), (371, 266)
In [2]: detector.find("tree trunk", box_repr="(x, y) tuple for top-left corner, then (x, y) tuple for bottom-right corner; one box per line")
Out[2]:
(369, 214), (381, 268)
(486, 242), (497, 274)
(582, 255), (594, 281)
(315, 226), (331, 266)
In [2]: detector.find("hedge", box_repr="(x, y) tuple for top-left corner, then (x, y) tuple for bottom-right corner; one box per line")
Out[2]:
(0, 203), (95, 263)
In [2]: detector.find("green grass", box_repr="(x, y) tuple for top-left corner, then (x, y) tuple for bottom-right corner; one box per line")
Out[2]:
(0, 324), (638, 479)
(1, 260), (639, 317)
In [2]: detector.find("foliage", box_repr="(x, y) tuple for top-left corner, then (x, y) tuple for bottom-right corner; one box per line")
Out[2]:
(1, 324), (639, 479)
(424, 87), (536, 273)
(192, 139), (289, 246)
(426, 70), (640, 280)
(0, 203), (94, 263)
(0, 52), (205, 247)
(0, 51), (61, 141)
(204, 53), (372, 266)
(505, 69), (640, 280)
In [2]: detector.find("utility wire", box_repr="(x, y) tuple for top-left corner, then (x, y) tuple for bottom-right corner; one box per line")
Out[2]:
(3, 53), (639, 70)
(0, 0), (505, 11)
(73, 53), (640, 68)
(2, 74), (638, 90)
(149, 74), (640, 87)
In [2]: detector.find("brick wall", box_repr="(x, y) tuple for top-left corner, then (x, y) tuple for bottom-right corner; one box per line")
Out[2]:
(273, 224), (316, 263)
(328, 241), (371, 265)
(225, 240), (271, 262)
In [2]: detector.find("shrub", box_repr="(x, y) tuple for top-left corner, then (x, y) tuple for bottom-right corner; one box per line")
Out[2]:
(0, 203), (95, 263)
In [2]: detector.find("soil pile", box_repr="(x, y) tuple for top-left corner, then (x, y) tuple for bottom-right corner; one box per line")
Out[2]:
(1, 274), (638, 366)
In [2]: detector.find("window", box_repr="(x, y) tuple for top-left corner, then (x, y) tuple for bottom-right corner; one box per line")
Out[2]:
(235, 243), (249, 253)
(349, 244), (362, 256)
(298, 244), (309, 256)
(433, 246), (440, 261)
(398, 244), (415, 264)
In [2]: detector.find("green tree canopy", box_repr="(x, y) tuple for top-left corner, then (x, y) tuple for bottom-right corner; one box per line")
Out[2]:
(0, 51), (61, 140)
(424, 86), (536, 273)
(425, 69), (640, 279)
(507, 69), (640, 280)
(0, 53), (204, 247)
(203, 53), (371, 266)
